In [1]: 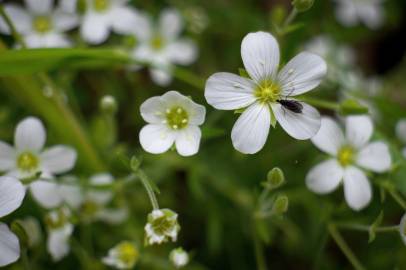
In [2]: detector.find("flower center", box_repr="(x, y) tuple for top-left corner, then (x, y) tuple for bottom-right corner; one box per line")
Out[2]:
(338, 146), (354, 167)
(166, 107), (189, 130)
(150, 35), (165, 50)
(254, 80), (281, 103)
(116, 242), (139, 266)
(81, 200), (100, 216)
(17, 152), (39, 172)
(93, 0), (110, 12)
(45, 209), (69, 229)
(151, 215), (176, 235)
(33, 16), (52, 33)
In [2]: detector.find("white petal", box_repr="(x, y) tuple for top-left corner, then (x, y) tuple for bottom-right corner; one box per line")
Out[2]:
(278, 52), (327, 96)
(345, 115), (373, 148)
(357, 2), (383, 29)
(0, 176), (25, 218)
(25, 33), (72, 48)
(335, 0), (358, 27)
(204, 72), (256, 110)
(111, 6), (139, 34)
(159, 8), (183, 39)
(25, 0), (52, 14)
(0, 5), (31, 34)
(241, 31), (280, 82)
(47, 224), (73, 261)
(272, 101), (321, 140)
(58, 180), (82, 209)
(400, 213), (406, 246)
(356, 141), (391, 172)
(0, 142), (16, 171)
(95, 208), (128, 224)
(403, 147), (406, 159)
(52, 10), (79, 31)
(311, 117), (345, 156)
(30, 180), (63, 208)
(306, 159), (344, 194)
(150, 68), (172, 86)
(175, 126), (201, 156)
(0, 223), (20, 267)
(184, 100), (206, 126)
(130, 11), (152, 41)
(87, 173), (113, 205)
(139, 124), (175, 154)
(396, 119), (406, 144)
(343, 166), (372, 211)
(140, 96), (166, 124)
(15, 117), (46, 152)
(58, 0), (77, 13)
(231, 103), (270, 154)
(40, 145), (77, 174)
(166, 39), (198, 65)
(80, 13), (110, 44)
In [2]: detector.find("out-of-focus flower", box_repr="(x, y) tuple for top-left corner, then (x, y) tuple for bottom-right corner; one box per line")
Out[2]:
(45, 207), (73, 261)
(0, 176), (26, 267)
(0, 0), (79, 48)
(306, 116), (391, 211)
(144, 209), (180, 245)
(0, 117), (77, 209)
(184, 6), (209, 34)
(205, 31), (327, 154)
(139, 91), (206, 156)
(19, 217), (42, 248)
(396, 119), (406, 158)
(333, 0), (384, 29)
(169, 247), (189, 268)
(400, 213), (406, 246)
(102, 241), (139, 269)
(80, 0), (139, 44)
(130, 9), (198, 86)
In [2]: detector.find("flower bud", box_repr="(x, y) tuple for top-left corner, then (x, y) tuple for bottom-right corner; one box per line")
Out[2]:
(292, 0), (314, 12)
(130, 156), (142, 172)
(100, 95), (118, 114)
(265, 167), (285, 190)
(169, 247), (189, 268)
(271, 195), (289, 215)
(102, 241), (139, 269)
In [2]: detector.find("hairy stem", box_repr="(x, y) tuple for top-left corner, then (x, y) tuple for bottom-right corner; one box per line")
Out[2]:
(135, 170), (160, 210)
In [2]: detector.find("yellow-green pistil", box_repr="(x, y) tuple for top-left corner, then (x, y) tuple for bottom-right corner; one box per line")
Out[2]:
(166, 107), (188, 130)
(150, 35), (165, 50)
(33, 16), (52, 33)
(93, 0), (110, 12)
(17, 152), (39, 172)
(337, 146), (354, 167)
(254, 80), (281, 103)
(116, 242), (139, 267)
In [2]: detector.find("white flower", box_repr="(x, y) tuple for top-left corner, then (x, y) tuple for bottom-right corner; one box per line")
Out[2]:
(334, 0), (384, 29)
(45, 207), (73, 261)
(139, 91), (206, 156)
(169, 247), (189, 269)
(0, 176), (26, 267)
(0, 0), (79, 48)
(130, 9), (198, 86)
(102, 241), (139, 269)
(306, 115), (392, 211)
(0, 117), (77, 209)
(205, 31), (327, 154)
(19, 217), (42, 248)
(144, 208), (180, 246)
(80, 0), (139, 44)
(400, 213), (406, 246)
(396, 119), (406, 158)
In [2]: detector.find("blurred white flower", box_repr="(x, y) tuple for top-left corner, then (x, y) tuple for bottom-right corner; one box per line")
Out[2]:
(144, 208), (180, 245)
(205, 31), (327, 154)
(0, 176), (26, 267)
(130, 9), (198, 86)
(45, 207), (73, 261)
(0, 117), (77, 209)
(139, 91), (206, 156)
(102, 241), (139, 269)
(80, 0), (139, 44)
(396, 119), (406, 158)
(306, 116), (391, 211)
(334, 0), (384, 29)
(400, 213), (406, 246)
(0, 0), (79, 48)
(169, 247), (189, 268)
(20, 216), (42, 248)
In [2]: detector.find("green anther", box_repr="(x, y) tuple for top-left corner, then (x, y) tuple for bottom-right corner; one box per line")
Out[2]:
(338, 146), (354, 167)
(17, 152), (39, 172)
(150, 35), (165, 50)
(166, 107), (189, 130)
(254, 80), (281, 103)
(93, 0), (110, 12)
(33, 16), (52, 33)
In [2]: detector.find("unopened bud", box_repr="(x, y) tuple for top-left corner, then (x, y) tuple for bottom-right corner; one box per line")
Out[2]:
(265, 167), (285, 190)
(130, 156), (142, 172)
(10, 220), (29, 248)
(271, 195), (289, 215)
(100, 95), (118, 114)
(292, 0), (314, 12)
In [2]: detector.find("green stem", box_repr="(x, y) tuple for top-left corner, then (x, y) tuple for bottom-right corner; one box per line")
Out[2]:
(135, 170), (159, 210)
(20, 248), (31, 270)
(282, 8), (298, 29)
(172, 66), (206, 90)
(334, 222), (399, 233)
(298, 96), (340, 111)
(387, 188), (406, 210)
(252, 220), (267, 270)
(327, 224), (366, 270)
(0, 4), (27, 48)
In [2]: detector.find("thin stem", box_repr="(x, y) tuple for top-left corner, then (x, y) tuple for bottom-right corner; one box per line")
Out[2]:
(20, 248), (31, 270)
(173, 66), (206, 90)
(282, 8), (298, 29)
(135, 170), (159, 210)
(252, 221), (267, 270)
(387, 188), (406, 210)
(327, 224), (366, 270)
(0, 4), (27, 48)
(334, 222), (399, 233)
(298, 96), (340, 111)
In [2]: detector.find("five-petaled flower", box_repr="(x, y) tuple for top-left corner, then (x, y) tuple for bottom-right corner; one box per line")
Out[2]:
(0, 117), (77, 208)
(0, 0), (79, 48)
(102, 241), (139, 269)
(139, 91), (206, 156)
(333, 0), (384, 29)
(306, 115), (391, 211)
(205, 31), (327, 154)
(144, 208), (180, 245)
(169, 247), (189, 269)
(130, 8), (198, 86)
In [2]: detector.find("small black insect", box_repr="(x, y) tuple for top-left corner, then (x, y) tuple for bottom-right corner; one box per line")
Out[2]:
(277, 99), (303, 114)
